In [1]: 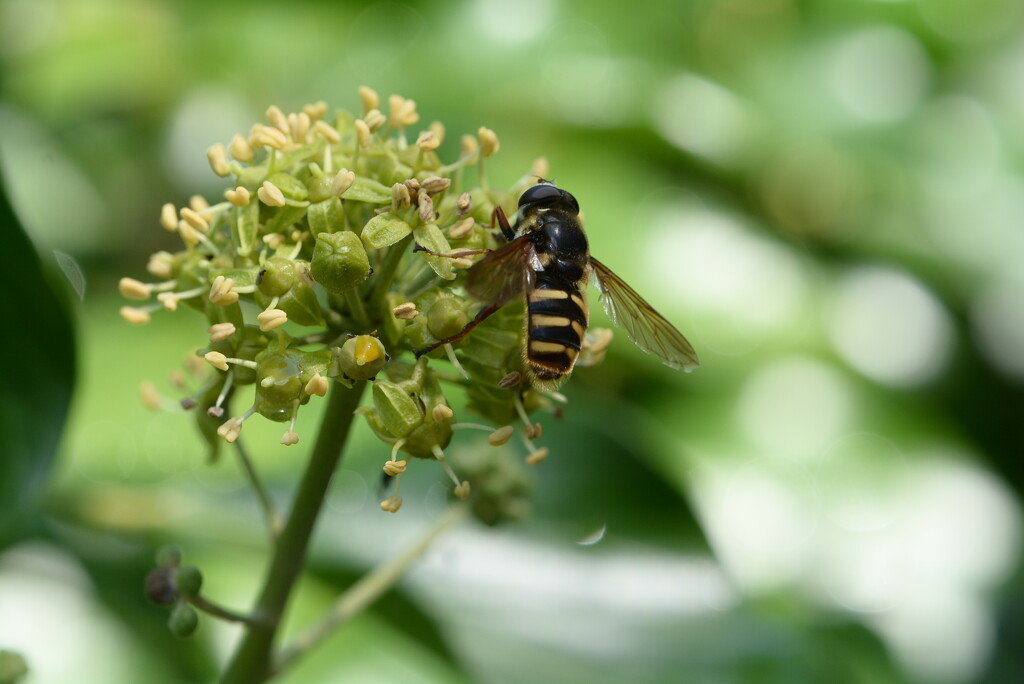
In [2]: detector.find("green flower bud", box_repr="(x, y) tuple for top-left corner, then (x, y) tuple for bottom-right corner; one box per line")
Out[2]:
(254, 347), (308, 421)
(338, 335), (388, 380)
(455, 448), (533, 526)
(306, 175), (335, 203)
(399, 371), (453, 458)
(426, 291), (469, 340)
(257, 257), (298, 297)
(310, 231), (371, 295)
(168, 603), (199, 639)
(372, 381), (424, 438)
(155, 545), (182, 568)
(254, 260), (324, 327)
(145, 569), (178, 605)
(174, 565), (203, 598)
(361, 213), (412, 249)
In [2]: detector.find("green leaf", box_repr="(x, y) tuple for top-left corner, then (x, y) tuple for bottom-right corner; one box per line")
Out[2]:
(0, 170), (76, 547)
(361, 213), (412, 249)
(343, 176), (392, 203)
(413, 224), (455, 281)
(231, 201), (260, 256)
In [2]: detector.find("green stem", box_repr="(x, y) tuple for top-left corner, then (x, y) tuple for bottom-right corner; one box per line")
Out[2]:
(343, 287), (370, 331)
(189, 593), (258, 625)
(233, 439), (282, 539)
(368, 234), (413, 318)
(221, 382), (367, 684)
(271, 503), (469, 676)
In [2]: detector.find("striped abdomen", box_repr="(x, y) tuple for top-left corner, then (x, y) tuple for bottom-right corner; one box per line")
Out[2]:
(526, 281), (588, 383)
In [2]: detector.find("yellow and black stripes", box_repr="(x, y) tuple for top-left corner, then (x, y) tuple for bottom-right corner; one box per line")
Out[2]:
(526, 283), (589, 381)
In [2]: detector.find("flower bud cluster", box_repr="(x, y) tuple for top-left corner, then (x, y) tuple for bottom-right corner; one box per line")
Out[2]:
(120, 88), (600, 520)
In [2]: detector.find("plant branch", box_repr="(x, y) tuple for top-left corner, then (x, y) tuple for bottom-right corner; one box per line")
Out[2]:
(189, 593), (259, 625)
(233, 439), (282, 539)
(220, 381), (367, 684)
(272, 502), (469, 676)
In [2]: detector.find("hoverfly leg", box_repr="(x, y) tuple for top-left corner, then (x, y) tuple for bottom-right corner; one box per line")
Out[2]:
(413, 303), (502, 358)
(492, 205), (516, 241)
(412, 244), (490, 258)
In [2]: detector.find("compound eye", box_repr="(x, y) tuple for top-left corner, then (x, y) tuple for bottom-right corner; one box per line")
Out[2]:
(518, 183), (561, 207)
(560, 191), (580, 214)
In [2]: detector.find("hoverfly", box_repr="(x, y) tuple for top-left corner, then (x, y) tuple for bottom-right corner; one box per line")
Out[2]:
(414, 182), (699, 385)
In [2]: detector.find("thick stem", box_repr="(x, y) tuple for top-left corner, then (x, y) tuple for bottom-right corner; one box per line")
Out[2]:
(221, 381), (367, 684)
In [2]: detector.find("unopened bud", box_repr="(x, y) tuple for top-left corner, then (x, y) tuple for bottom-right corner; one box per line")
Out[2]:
(331, 168), (356, 196)
(208, 322), (236, 343)
(174, 565), (203, 598)
(206, 143), (231, 177)
(160, 203), (178, 231)
(120, 306), (151, 325)
(180, 207), (209, 233)
(421, 176), (450, 195)
(498, 371), (521, 389)
(358, 85), (380, 115)
(168, 603), (199, 639)
(364, 108), (386, 133)
(383, 459), (408, 476)
(392, 301), (418, 320)
(526, 448), (549, 466)
(478, 127), (500, 157)
(119, 277), (151, 300)
(488, 425), (514, 446)
(225, 186), (251, 206)
(355, 119), (372, 149)
(229, 133), (255, 162)
(258, 181), (286, 207)
(204, 351), (229, 371)
(416, 130), (440, 151)
(256, 308), (288, 331)
(304, 373), (329, 397)
(313, 120), (341, 144)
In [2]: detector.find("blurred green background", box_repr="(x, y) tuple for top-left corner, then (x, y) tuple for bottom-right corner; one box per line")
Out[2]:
(2, 0), (1024, 682)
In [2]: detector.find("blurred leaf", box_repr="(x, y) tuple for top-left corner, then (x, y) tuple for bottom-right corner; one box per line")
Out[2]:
(0, 169), (76, 547)
(0, 650), (28, 684)
(46, 521), (219, 682)
(305, 561), (462, 671)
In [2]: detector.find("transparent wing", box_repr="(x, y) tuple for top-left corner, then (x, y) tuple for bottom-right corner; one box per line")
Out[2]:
(465, 236), (537, 307)
(590, 256), (699, 371)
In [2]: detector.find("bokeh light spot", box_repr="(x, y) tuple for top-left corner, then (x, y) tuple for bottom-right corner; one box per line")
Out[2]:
(653, 73), (759, 168)
(736, 357), (855, 459)
(825, 266), (953, 387)
(970, 275), (1024, 380)
(830, 26), (930, 123)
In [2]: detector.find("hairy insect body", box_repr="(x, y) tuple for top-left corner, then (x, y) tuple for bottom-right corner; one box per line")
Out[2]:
(414, 182), (699, 385)
(523, 212), (590, 383)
